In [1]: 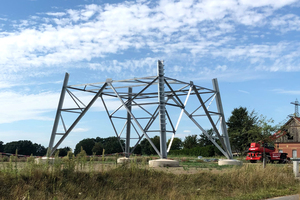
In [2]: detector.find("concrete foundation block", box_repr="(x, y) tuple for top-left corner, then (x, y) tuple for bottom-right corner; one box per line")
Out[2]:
(117, 157), (132, 164)
(149, 159), (179, 167)
(218, 159), (243, 166)
(35, 157), (55, 164)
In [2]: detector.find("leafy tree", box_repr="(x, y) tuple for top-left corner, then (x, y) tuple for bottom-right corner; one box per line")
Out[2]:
(227, 107), (276, 155)
(3, 140), (46, 156)
(151, 136), (160, 152)
(140, 138), (152, 155)
(226, 107), (258, 154)
(55, 146), (71, 157)
(74, 138), (95, 155)
(92, 142), (104, 155)
(33, 143), (47, 156)
(131, 143), (142, 155)
(95, 137), (105, 144)
(140, 136), (160, 155)
(75, 137), (125, 155)
(4, 140), (33, 155)
(199, 129), (214, 147)
(183, 135), (198, 149)
(167, 137), (182, 150)
(0, 141), (4, 152)
(198, 129), (222, 156)
(254, 116), (278, 143)
(101, 137), (124, 154)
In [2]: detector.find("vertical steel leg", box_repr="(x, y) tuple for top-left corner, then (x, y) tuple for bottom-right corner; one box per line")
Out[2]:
(125, 87), (132, 158)
(50, 83), (108, 156)
(47, 73), (69, 156)
(212, 79), (233, 159)
(108, 82), (162, 157)
(158, 60), (167, 159)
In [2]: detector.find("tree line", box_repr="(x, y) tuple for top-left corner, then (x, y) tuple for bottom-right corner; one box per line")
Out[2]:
(74, 107), (282, 156)
(0, 106), (279, 157)
(0, 140), (47, 156)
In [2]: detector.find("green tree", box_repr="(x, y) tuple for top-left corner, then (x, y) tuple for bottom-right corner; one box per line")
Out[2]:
(140, 136), (160, 155)
(0, 141), (4, 152)
(198, 129), (222, 156)
(3, 140), (46, 156)
(75, 137), (125, 156)
(151, 136), (160, 153)
(102, 137), (124, 154)
(55, 146), (71, 157)
(227, 107), (277, 155)
(167, 137), (182, 150)
(74, 138), (95, 155)
(4, 140), (35, 155)
(131, 143), (142, 155)
(183, 135), (198, 149)
(227, 107), (258, 154)
(92, 142), (104, 155)
(199, 129), (214, 147)
(140, 138), (152, 155)
(33, 143), (47, 156)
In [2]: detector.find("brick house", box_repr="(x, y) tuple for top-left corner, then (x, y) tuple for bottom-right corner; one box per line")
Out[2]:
(274, 117), (300, 158)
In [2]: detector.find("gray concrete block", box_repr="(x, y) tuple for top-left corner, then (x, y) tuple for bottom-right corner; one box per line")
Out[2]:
(149, 159), (179, 167)
(218, 159), (243, 166)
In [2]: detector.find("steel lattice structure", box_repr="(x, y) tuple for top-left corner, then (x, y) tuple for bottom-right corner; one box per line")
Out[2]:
(48, 60), (233, 159)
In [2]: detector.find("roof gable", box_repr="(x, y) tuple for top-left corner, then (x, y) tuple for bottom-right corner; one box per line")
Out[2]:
(285, 117), (300, 127)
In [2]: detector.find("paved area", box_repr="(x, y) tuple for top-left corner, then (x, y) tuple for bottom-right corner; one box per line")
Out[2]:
(266, 194), (299, 200)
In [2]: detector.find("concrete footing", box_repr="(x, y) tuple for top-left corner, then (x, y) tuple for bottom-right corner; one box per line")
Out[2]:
(218, 159), (243, 166)
(35, 157), (55, 164)
(117, 157), (133, 164)
(149, 159), (179, 167)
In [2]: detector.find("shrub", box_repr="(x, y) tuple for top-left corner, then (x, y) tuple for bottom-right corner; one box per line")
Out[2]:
(169, 145), (215, 157)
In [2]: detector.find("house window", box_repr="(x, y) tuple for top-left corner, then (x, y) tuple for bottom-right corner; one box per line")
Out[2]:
(292, 150), (297, 158)
(279, 149), (283, 153)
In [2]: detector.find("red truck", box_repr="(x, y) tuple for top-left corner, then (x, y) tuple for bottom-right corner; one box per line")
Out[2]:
(246, 142), (289, 163)
(246, 130), (290, 163)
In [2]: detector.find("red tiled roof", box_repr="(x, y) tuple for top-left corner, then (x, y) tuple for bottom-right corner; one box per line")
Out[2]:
(295, 117), (300, 122)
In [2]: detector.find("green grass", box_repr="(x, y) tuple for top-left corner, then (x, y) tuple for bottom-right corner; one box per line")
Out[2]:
(0, 154), (299, 200)
(181, 161), (235, 170)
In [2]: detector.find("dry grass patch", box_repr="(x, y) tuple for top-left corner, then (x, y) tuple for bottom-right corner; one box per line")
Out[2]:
(0, 156), (299, 200)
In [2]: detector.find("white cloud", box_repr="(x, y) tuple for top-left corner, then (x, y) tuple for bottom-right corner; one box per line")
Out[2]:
(238, 0), (297, 8)
(0, 0), (296, 74)
(45, 12), (66, 17)
(0, 91), (59, 123)
(0, 89), (128, 124)
(271, 14), (300, 32)
(238, 90), (250, 94)
(272, 89), (300, 95)
(72, 128), (90, 133)
(0, 0), (298, 88)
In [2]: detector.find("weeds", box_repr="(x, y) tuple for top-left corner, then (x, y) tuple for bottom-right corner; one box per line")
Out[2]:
(0, 156), (299, 200)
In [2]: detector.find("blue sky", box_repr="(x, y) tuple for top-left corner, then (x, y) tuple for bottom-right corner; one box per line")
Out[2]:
(1, 0), (300, 151)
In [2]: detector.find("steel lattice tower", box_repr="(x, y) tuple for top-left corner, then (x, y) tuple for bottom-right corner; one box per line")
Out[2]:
(47, 60), (233, 159)
(291, 99), (300, 117)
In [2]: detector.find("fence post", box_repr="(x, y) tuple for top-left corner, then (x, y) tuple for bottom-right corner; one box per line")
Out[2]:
(293, 159), (299, 177)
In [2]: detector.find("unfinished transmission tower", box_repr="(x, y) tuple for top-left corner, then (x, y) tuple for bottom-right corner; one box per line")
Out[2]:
(48, 60), (233, 159)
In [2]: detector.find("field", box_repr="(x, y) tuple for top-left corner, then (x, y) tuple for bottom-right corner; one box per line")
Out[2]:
(0, 155), (299, 200)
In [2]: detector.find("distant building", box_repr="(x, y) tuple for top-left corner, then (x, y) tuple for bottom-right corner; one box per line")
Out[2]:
(274, 117), (300, 158)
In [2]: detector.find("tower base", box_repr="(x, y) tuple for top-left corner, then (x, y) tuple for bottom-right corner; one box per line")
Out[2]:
(218, 159), (243, 166)
(149, 159), (179, 167)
